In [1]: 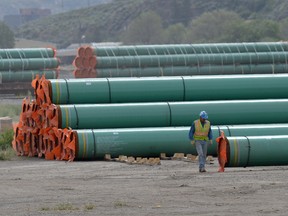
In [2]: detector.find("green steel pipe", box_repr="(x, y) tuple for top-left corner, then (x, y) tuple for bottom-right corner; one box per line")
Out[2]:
(0, 58), (60, 71)
(0, 70), (57, 83)
(95, 52), (288, 68)
(95, 64), (288, 77)
(0, 48), (55, 59)
(91, 42), (288, 56)
(49, 74), (288, 104)
(70, 124), (288, 160)
(225, 136), (288, 167)
(56, 99), (288, 129)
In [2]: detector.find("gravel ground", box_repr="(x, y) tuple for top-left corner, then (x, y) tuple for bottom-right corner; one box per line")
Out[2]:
(0, 156), (288, 216)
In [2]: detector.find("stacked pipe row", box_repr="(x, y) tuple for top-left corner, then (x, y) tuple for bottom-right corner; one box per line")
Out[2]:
(73, 46), (97, 78)
(73, 42), (288, 78)
(12, 74), (288, 164)
(0, 48), (60, 83)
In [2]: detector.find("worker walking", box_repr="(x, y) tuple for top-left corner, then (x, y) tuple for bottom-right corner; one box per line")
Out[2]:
(188, 111), (213, 172)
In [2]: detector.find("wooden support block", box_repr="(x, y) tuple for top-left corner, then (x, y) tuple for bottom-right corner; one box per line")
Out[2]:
(172, 153), (185, 160)
(104, 154), (111, 161)
(119, 155), (128, 162)
(138, 158), (147, 164)
(206, 155), (214, 161)
(186, 154), (197, 161)
(160, 153), (167, 159)
(127, 156), (135, 164)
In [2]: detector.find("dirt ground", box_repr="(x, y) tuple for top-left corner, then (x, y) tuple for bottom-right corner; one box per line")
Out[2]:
(1, 156), (288, 216)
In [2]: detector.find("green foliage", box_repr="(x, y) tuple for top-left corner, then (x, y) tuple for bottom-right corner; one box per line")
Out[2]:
(0, 104), (21, 121)
(162, 23), (187, 44)
(187, 10), (244, 43)
(0, 129), (15, 160)
(14, 0), (288, 46)
(0, 21), (15, 48)
(0, 129), (14, 151)
(121, 11), (164, 44)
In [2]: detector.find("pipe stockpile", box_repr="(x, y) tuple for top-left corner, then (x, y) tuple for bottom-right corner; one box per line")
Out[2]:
(40, 99), (288, 129)
(0, 48), (60, 83)
(85, 42), (288, 56)
(73, 46), (97, 78)
(33, 74), (288, 105)
(73, 42), (288, 78)
(12, 119), (288, 161)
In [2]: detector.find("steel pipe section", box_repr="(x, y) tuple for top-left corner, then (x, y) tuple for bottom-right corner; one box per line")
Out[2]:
(88, 42), (288, 57)
(67, 124), (288, 160)
(0, 58), (60, 71)
(0, 70), (57, 83)
(225, 135), (288, 167)
(51, 99), (288, 129)
(44, 74), (288, 104)
(94, 64), (288, 77)
(94, 52), (288, 68)
(0, 48), (56, 59)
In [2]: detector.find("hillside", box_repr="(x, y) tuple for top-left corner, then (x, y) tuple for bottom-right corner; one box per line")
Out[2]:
(0, 0), (110, 19)
(15, 0), (288, 48)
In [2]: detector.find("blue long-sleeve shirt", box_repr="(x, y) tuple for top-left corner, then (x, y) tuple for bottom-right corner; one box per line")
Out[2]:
(188, 120), (213, 141)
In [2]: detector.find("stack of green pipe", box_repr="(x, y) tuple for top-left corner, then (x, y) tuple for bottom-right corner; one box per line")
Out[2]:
(95, 52), (288, 68)
(95, 64), (288, 77)
(0, 48), (55, 59)
(84, 42), (288, 77)
(58, 99), (288, 129)
(0, 70), (57, 83)
(70, 124), (288, 160)
(93, 42), (288, 56)
(49, 74), (288, 104)
(0, 48), (59, 83)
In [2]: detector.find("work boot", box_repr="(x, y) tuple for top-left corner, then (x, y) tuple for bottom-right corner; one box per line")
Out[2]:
(199, 168), (206, 173)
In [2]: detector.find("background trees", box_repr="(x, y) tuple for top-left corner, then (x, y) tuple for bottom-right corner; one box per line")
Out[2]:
(0, 21), (14, 48)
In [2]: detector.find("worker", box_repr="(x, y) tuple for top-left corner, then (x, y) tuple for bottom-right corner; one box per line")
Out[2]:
(188, 111), (213, 173)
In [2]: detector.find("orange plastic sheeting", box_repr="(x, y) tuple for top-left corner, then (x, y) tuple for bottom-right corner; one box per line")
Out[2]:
(216, 130), (228, 172)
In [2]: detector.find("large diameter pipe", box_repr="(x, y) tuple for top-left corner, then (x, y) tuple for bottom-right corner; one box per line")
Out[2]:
(0, 58), (60, 71)
(225, 136), (288, 167)
(52, 99), (288, 129)
(94, 64), (288, 77)
(95, 52), (288, 68)
(0, 48), (56, 59)
(66, 124), (288, 160)
(45, 74), (288, 104)
(87, 42), (288, 57)
(0, 70), (58, 83)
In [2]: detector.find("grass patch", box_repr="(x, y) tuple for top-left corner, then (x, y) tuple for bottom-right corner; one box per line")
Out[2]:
(40, 207), (50, 211)
(54, 203), (79, 211)
(0, 104), (21, 121)
(0, 148), (16, 160)
(84, 203), (95, 210)
(0, 129), (15, 160)
(114, 201), (128, 207)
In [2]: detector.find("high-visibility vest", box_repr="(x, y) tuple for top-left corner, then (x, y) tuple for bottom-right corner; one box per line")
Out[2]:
(194, 119), (210, 141)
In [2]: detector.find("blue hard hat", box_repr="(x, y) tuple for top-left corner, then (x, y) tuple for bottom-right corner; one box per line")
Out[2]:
(199, 111), (208, 119)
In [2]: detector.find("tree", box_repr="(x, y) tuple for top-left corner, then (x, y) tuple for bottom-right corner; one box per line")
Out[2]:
(239, 19), (280, 42)
(162, 23), (187, 44)
(186, 10), (244, 43)
(0, 21), (15, 48)
(279, 18), (288, 40)
(120, 11), (164, 44)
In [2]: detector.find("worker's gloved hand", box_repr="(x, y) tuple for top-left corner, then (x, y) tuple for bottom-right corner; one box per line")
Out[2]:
(191, 140), (195, 146)
(209, 140), (213, 146)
